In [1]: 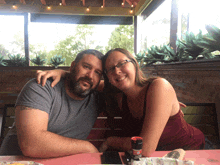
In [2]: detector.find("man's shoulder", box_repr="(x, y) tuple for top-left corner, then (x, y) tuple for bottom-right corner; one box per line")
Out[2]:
(21, 78), (64, 96)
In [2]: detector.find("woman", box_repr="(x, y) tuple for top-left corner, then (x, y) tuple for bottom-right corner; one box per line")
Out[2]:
(36, 48), (205, 157)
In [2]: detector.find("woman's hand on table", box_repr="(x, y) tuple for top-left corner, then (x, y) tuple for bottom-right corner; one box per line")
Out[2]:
(36, 69), (68, 87)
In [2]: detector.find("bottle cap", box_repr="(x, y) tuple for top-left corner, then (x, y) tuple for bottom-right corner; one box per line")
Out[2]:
(131, 136), (143, 150)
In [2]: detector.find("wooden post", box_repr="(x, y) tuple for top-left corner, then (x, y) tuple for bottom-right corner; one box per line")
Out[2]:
(170, 0), (178, 52)
(134, 16), (137, 55)
(24, 13), (29, 66)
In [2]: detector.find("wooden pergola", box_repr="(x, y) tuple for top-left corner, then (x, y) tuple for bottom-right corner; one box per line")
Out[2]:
(0, 0), (179, 62)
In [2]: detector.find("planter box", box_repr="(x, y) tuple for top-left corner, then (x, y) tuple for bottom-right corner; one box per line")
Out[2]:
(0, 66), (69, 93)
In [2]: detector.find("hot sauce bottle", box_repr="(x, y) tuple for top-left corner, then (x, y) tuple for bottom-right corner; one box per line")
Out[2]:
(131, 136), (143, 161)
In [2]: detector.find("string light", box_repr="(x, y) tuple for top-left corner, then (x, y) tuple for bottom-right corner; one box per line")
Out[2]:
(47, 5), (51, 10)
(129, 9), (133, 14)
(131, 4), (133, 7)
(101, 5), (103, 8)
(121, 2), (124, 6)
(86, 7), (90, 11)
(59, 3), (62, 5)
(12, 4), (17, 9)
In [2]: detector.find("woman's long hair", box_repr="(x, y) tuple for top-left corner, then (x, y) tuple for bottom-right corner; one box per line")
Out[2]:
(102, 48), (157, 117)
(102, 48), (149, 89)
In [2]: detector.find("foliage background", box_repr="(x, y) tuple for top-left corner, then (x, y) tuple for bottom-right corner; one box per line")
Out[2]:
(0, 24), (134, 66)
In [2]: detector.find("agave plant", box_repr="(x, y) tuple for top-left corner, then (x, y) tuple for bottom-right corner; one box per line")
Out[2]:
(7, 54), (27, 67)
(144, 45), (170, 65)
(31, 55), (47, 66)
(177, 30), (205, 60)
(50, 55), (66, 68)
(175, 41), (193, 61)
(196, 25), (220, 58)
(0, 53), (7, 66)
(135, 50), (147, 66)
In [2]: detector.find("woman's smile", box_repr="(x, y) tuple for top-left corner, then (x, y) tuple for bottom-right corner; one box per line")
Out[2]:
(116, 75), (126, 82)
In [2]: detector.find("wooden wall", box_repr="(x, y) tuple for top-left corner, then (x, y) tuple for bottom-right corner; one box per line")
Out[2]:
(0, 59), (220, 140)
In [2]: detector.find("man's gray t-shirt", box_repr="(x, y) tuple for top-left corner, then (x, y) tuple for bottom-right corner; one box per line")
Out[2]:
(16, 78), (104, 139)
(0, 78), (105, 155)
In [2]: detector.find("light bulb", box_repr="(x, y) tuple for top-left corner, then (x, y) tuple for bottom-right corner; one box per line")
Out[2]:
(47, 6), (51, 10)
(121, 2), (124, 5)
(86, 7), (90, 11)
(59, 3), (62, 5)
(12, 5), (17, 9)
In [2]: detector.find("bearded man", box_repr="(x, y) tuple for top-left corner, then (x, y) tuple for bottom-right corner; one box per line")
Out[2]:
(0, 49), (105, 158)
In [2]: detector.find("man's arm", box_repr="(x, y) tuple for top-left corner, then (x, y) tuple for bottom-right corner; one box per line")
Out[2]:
(15, 106), (98, 158)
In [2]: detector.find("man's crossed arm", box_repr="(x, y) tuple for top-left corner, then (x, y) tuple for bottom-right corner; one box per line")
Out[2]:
(15, 106), (99, 158)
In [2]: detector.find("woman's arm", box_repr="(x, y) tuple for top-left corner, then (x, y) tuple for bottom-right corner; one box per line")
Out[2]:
(36, 69), (68, 87)
(140, 78), (179, 157)
(100, 79), (179, 155)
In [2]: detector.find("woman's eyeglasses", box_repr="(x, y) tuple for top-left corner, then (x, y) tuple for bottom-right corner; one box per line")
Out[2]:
(105, 59), (132, 74)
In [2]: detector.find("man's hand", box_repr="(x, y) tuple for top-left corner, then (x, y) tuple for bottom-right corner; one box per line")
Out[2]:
(36, 69), (67, 87)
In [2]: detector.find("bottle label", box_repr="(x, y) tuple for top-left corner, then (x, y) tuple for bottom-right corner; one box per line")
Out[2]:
(133, 149), (142, 155)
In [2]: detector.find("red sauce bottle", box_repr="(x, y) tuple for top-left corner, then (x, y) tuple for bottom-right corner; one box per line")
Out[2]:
(131, 136), (143, 161)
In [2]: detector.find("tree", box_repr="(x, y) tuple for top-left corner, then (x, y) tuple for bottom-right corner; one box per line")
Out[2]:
(94, 45), (105, 54)
(75, 25), (95, 50)
(48, 36), (84, 66)
(10, 32), (25, 55)
(49, 25), (96, 66)
(105, 25), (134, 54)
(0, 44), (9, 57)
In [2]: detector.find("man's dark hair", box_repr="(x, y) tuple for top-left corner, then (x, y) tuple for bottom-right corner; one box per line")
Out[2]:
(74, 49), (104, 64)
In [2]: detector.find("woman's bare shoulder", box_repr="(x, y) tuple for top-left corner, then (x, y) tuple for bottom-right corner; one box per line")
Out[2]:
(150, 78), (173, 90)
(146, 77), (176, 101)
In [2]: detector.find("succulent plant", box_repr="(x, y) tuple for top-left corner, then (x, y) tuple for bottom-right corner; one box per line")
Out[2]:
(49, 55), (66, 68)
(196, 25), (220, 58)
(177, 30), (205, 60)
(7, 54), (28, 67)
(31, 55), (47, 66)
(0, 53), (7, 66)
(146, 45), (170, 61)
(135, 50), (147, 66)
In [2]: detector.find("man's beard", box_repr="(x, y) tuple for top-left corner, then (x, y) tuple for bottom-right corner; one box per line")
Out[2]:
(65, 71), (96, 98)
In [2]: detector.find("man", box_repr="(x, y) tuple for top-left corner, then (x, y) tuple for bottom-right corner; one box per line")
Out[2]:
(0, 49), (105, 158)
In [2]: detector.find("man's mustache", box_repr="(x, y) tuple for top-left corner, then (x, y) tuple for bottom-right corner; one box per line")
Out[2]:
(78, 76), (93, 87)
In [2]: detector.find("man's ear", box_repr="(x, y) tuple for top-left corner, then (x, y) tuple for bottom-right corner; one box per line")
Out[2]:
(70, 61), (75, 71)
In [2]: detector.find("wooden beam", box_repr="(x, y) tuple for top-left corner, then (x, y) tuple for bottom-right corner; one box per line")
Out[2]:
(62, 0), (66, 6)
(122, 0), (125, 7)
(82, 0), (85, 6)
(0, 0), (6, 4)
(134, 0), (152, 16)
(103, 0), (105, 7)
(0, 4), (134, 16)
(128, 0), (138, 6)
(126, 0), (132, 6)
(41, 0), (46, 5)
(31, 14), (133, 25)
(20, 0), (26, 5)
